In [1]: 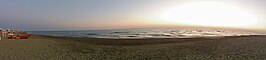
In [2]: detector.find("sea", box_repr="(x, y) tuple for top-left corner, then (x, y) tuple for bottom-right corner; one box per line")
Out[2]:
(28, 28), (265, 39)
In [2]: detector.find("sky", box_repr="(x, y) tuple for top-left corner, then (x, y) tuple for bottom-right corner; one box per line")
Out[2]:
(0, 0), (266, 31)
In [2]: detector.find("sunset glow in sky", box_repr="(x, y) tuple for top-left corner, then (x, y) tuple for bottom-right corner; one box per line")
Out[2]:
(0, 0), (266, 31)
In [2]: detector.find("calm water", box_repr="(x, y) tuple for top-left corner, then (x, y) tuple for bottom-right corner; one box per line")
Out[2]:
(28, 28), (264, 39)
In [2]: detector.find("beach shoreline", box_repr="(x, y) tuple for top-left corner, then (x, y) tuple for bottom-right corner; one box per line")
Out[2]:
(0, 34), (266, 60)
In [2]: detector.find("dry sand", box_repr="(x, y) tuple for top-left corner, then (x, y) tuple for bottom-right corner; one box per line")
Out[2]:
(0, 35), (266, 60)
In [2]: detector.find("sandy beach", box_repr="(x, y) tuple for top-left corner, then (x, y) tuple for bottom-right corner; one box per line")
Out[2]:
(0, 35), (266, 60)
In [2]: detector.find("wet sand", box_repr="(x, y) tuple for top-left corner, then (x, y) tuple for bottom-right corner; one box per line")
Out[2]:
(0, 35), (266, 60)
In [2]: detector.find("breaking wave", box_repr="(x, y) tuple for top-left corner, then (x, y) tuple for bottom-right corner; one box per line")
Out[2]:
(28, 28), (263, 39)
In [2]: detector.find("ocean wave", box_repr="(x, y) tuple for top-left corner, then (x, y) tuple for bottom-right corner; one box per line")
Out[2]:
(29, 29), (262, 39)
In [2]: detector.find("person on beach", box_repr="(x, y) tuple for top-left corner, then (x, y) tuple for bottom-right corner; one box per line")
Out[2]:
(0, 30), (2, 40)
(2, 31), (8, 37)
(0, 30), (3, 37)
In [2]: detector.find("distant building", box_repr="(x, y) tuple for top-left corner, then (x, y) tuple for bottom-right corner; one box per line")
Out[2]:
(0, 28), (5, 33)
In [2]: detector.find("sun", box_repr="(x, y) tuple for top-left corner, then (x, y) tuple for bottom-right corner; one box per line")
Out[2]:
(160, 2), (258, 27)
